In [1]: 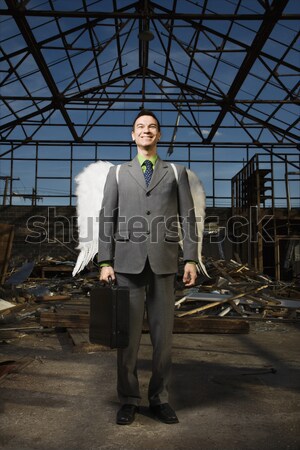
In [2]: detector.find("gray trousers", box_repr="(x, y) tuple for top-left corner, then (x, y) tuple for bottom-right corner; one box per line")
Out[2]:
(116, 260), (175, 406)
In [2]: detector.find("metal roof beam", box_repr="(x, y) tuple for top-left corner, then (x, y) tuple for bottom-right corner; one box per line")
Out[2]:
(0, 68), (141, 132)
(0, 16), (110, 63)
(187, 20), (299, 74)
(112, 0), (124, 77)
(5, 0), (81, 142)
(204, 0), (290, 144)
(1, 96), (298, 104)
(0, 9), (298, 20)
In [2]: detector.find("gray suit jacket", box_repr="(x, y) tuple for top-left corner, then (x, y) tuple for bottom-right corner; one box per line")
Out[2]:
(98, 156), (198, 274)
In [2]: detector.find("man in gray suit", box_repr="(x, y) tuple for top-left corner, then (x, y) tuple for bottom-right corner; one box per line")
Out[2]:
(99, 109), (198, 425)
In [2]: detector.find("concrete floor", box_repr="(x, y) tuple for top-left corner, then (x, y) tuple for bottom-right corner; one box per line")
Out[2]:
(0, 321), (299, 450)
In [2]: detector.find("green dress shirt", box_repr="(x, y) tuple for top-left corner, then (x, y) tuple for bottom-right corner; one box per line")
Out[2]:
(137, 154), (158, 172)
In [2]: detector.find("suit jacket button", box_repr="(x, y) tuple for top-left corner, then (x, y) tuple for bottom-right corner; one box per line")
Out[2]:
(146, 210), (151, 215)
(146, 192), (151, 196)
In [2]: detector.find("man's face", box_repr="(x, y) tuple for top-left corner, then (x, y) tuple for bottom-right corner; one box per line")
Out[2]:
(132, 115), (161, 153)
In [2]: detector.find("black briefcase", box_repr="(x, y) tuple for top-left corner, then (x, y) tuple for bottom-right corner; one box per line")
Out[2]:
(89, 282), (130, 349)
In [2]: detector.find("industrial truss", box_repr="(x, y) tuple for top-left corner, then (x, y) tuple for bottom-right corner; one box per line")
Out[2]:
(0, 0), (299, 153)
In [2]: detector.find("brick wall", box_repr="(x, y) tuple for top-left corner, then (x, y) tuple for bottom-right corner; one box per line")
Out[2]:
(0, 206), (78, 265)
(0, 205), (233, 267)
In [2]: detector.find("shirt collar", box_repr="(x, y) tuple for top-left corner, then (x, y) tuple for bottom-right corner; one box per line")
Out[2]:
(137, 153), (158, 167)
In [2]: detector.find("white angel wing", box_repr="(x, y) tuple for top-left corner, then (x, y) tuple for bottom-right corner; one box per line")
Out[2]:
(187, 169), (209, 277)
(73, 161), (208, 277)
(72, 160), (113, 276)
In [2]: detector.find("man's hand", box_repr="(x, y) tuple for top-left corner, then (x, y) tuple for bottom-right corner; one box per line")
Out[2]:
(183, 262), (197, 287)
(99, 266), (116, 283)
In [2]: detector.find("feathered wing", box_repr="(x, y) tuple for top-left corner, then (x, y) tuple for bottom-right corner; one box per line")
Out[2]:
(72, 160), (113, 276)
(73, 161), (208, 277)
(186, 169), (209, 277)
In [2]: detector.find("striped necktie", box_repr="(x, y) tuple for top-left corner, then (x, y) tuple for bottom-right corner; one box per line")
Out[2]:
(143, 160), (153, 187)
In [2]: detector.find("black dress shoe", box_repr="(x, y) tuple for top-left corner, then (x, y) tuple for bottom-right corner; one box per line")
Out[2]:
(149, 403), (179, 424)
(116, 404), (138, 425)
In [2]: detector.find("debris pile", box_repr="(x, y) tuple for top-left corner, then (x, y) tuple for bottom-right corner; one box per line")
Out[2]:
(0, 256), (299, 352)
(175, 258), (300, 321)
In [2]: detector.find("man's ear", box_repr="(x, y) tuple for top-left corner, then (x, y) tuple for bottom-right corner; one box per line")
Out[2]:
(131, 131), (135, 141)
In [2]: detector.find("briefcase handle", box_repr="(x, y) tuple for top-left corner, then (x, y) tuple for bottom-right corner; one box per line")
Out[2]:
(96, 276), (117, 289)
(98, 277), (117, 289)
(107, 276), (116, 288)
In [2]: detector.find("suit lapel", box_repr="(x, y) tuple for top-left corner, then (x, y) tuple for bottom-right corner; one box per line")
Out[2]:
(148, 157), (168, 191)
(127, 156), (147, 191)
(127, 156), (169, 192)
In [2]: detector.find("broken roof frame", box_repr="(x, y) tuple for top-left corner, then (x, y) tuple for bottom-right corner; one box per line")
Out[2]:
(0, 0), (299, 205)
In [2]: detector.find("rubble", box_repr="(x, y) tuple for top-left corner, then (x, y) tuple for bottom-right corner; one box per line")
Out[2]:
(175, 258), (300, 320)
(0, 256), (299, 353)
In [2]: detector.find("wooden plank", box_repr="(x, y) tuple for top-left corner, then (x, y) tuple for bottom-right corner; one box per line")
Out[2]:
(57, 303), (90, 310)
(40, 311), (89, 328)
(210, 260), (235, 282)
(0, 223), (14, 284)
(68, 318), (250, 335)
(67, 328), (112, 352)
(0, 303), (29, 317)
(174, 317), (249, 334)
(143, 317), (250, 334)
(36, 294), (71, 302)
(40, 311), (249, 334)
(0, 330), (21, 340)
(57, 298), (90, 305)
(0, 299), (17, 313)
(41, 265), (73, 278)
(0, 357), (34, 383)
(177, 285), (269, 317)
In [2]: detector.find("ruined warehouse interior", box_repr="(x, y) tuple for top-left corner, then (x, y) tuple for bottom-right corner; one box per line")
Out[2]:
(0, 1), (299, 449)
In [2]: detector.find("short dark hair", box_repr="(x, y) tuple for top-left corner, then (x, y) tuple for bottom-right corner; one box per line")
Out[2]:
(132, 109), (161, 131)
